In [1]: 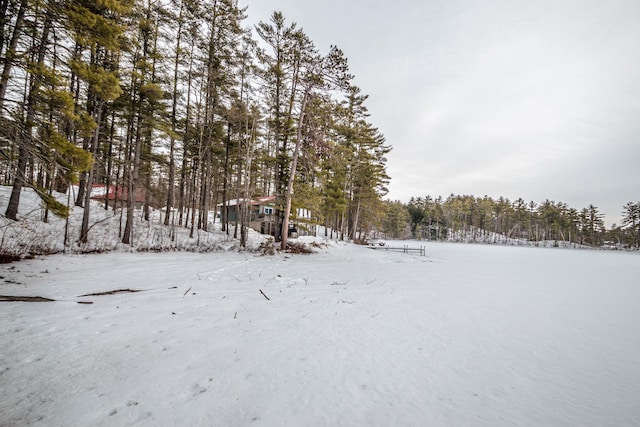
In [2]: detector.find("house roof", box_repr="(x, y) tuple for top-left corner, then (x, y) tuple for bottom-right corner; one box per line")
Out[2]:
(256, 196), (276, 203)
(218, 198), (252, 207)
(217, 196), (276, 207)
(90, 184), (145, 203)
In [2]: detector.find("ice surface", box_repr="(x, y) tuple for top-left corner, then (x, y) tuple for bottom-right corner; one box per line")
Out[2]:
(1, 241), (639, 426)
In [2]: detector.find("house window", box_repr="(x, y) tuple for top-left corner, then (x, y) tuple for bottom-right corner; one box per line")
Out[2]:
(263, 207), (273, 215)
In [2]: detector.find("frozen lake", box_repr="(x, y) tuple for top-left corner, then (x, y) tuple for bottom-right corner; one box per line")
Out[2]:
(1, 241), (639, 426)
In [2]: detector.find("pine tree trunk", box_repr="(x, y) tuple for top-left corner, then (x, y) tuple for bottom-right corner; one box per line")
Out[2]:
(240, 114), (256, 247)
(4, 147), (27, 220)
(104, 110), (116, 210)
(0, 0), (27, 111)
(122, 81), (144, 244)
(79, 105), (103, 243)
(350, 197), (361, 241)
(0, 0), (10, 53)
(221, 122), (231, 232)
(164, 1), (185, 226)
(122, 119), (142, 244)
(4, 5), (51, 220)
(281, 91), (309, 250)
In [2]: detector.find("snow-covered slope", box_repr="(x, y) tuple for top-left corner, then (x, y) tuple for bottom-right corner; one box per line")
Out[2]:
(1, 242), (639, 426)
(0, 186), (267, 257)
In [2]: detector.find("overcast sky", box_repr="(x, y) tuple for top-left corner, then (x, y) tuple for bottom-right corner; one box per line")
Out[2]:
(243, 0), (640, 225)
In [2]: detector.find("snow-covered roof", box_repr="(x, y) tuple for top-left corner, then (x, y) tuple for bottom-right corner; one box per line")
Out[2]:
(217, 196), (276, 207)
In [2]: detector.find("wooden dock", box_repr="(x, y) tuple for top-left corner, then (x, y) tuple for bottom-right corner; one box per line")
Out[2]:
(367, 244), (426, 256)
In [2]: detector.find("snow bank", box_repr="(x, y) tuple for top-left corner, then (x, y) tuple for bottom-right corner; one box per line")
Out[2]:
(0, 186), (269, 257)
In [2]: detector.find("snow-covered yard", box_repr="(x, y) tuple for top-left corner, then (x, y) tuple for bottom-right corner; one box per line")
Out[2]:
(1, 241), (639, 426)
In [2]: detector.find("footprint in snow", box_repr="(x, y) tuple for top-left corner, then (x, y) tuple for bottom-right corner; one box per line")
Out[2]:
(191, 383), (208, 396)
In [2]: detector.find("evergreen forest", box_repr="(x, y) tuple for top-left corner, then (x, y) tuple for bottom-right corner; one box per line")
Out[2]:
(0, 0), (390, 249)
(383, 196), (640, 249)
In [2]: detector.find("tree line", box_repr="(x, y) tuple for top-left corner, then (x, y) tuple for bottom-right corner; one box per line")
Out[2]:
(0, 0), (390, 249)
(379, 196), (640, 249)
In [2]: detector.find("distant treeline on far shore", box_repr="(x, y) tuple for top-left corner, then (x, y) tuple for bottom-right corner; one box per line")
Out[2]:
(380, 195), (640, 249)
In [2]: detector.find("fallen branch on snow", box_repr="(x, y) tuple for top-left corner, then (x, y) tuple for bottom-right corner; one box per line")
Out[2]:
(330, 280), (350, 286)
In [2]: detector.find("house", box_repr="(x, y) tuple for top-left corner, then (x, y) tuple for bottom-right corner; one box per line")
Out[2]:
(292, 207), (316, 237)
(217, 196), (278, 234)
(217, 196), (276, 222)
(217, 196), (318, 238)
(91, 184), (146, 205)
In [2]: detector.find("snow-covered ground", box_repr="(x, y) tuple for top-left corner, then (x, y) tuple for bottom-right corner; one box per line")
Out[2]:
(0, 186), (269, 257)
(1, 241), (639, 426)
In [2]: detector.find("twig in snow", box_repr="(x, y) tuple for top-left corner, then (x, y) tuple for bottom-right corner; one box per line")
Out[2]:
(259, 289), (270, 300)
(183, 287), (192, 297)
(78, 289), (142, 297)
(330, 280), (350, 286)
(366, 278), (377, 285)
(234, 311), (237, 319)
